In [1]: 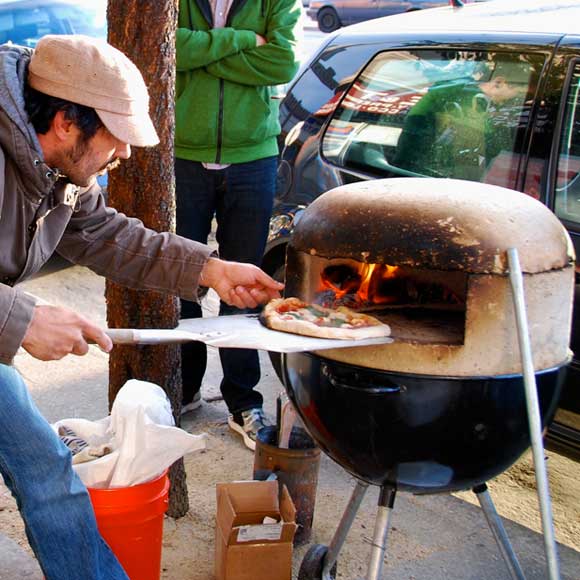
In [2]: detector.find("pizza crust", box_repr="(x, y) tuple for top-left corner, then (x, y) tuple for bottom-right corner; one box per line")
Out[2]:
(260, 298), (391, 340)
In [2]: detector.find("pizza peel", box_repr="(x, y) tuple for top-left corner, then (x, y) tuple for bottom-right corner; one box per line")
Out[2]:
(103, 313), (393, 353)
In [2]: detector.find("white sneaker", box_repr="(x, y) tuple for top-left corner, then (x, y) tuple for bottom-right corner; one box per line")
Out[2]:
(228, 408), (271, 451)
(181, 391), (202, 415)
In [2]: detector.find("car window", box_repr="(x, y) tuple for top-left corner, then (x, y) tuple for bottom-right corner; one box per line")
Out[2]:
(280, 44), (380, 130)
(0, 5), (58, 45)
(54, 2), (106, 37)
(321, 49), (543, 189)
(554, 61), (580, 226)
(0, 1), (106, 47)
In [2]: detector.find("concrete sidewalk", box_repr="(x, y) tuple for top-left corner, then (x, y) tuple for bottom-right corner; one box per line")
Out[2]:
(1, 261), (579, 579)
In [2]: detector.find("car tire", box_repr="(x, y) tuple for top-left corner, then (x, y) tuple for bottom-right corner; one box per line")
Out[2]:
(298, 544), (338, 580)
(317, 6), (340, 33)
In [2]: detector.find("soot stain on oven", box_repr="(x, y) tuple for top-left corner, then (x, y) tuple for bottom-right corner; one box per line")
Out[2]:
(293, 201), (494, 273)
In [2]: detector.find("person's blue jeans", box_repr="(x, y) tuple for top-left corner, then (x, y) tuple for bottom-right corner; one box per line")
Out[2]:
(175, 157), (277, 414)
(0, 363), (128, 580)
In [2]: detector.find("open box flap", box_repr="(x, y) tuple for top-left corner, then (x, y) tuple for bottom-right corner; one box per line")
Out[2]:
(216, 481), (296, 546)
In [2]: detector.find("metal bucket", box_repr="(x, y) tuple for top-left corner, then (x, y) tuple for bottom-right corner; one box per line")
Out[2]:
(253, 425), (321, 546)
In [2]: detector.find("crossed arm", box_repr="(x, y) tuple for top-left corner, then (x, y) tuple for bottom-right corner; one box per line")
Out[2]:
(176, 0), (301, 86)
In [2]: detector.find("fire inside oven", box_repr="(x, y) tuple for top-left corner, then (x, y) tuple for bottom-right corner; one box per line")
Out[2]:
(303, 256), (468, 345)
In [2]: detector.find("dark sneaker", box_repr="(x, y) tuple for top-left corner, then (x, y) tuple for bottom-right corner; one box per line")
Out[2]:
(228, 408), (271, 451)
(180, 391), (202, 415)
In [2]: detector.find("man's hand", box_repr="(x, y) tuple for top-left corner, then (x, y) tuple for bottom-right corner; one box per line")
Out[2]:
(201, 258), (283, 309)
(255, 33), (267, 47)
(22, 305), (113, 361)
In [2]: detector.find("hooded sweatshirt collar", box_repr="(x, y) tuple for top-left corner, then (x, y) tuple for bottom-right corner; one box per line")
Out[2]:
(0, 44), (60, 201)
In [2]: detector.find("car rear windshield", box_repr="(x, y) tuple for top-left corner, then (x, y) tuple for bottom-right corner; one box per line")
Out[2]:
(322, 49), (544, 190)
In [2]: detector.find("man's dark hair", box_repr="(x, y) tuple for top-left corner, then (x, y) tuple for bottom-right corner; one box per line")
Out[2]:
(24, 84), (104, 142)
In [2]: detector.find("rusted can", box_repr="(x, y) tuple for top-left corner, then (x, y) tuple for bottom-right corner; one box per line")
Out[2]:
(253, 426), (321, 546)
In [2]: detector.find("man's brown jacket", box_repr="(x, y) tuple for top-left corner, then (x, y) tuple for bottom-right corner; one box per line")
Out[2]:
(0, 44), (214, 364)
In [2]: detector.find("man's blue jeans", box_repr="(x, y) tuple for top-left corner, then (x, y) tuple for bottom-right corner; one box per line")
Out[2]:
(0, 363), (128, 580)
(175, 157), (277, 413)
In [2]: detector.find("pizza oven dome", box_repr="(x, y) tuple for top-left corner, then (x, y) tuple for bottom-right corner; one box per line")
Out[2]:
(286, 178), (575, 376)
(291, 178), (574, 274)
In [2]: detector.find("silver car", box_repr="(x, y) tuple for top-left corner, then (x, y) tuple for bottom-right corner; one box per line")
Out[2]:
(308, 0), (471, 32)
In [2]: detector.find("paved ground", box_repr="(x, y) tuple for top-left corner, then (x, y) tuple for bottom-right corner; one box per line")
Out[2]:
(0, 259), (579, 579)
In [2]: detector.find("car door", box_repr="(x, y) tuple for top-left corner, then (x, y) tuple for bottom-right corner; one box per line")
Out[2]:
(339, 0), (381, 25)
(541, 38), (580, 454)
(376, 0), (411, 18)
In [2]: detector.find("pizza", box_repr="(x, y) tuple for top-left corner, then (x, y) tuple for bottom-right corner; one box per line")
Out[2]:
(260, 297), (391, 340)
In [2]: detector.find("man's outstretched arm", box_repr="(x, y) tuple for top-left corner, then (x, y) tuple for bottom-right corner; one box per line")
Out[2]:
(200, 258), (283, 309)
(20, 259), (283, 362)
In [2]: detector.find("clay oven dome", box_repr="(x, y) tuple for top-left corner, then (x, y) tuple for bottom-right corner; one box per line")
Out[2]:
(291, 178), (574, 274)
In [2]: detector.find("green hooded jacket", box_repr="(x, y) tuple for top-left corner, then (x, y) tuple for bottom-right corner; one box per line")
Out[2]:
(175, 0), (301, 164)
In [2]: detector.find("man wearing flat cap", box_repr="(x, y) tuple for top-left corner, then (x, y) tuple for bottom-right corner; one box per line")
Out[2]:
(0, 34), (282, 579)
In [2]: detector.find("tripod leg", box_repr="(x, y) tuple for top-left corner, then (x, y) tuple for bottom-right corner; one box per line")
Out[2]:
(366, 484), (396, 580)
(507, 248), (560, 579)
(322, 479), (368, 579)
(474, 483), (526, 580)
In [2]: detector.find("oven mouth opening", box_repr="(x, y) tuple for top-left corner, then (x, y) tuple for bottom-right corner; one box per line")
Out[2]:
(311, 260), (468, 345)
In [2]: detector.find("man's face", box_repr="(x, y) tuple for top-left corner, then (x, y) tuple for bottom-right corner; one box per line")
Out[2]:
(57, 126), (130, 187)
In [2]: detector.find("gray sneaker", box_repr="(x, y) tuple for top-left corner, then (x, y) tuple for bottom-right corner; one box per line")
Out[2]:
(228, 408), (271, 451)
(180, 391), (202, 415)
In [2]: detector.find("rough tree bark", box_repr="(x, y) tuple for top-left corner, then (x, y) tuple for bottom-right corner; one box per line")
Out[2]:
(106, 0), (189, 518)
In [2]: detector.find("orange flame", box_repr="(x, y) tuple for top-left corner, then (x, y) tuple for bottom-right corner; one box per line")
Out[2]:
(319, 263), (399, 305)
(358, 264), (399, 302)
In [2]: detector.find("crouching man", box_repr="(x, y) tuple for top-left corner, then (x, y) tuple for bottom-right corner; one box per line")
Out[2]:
(0, 34), (282, 580)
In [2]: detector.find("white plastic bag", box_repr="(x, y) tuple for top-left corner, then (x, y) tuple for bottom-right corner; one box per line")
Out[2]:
(52, 379), (206, 488)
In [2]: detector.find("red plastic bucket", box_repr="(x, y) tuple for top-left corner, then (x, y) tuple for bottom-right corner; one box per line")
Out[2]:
(88, 471), (169, 580)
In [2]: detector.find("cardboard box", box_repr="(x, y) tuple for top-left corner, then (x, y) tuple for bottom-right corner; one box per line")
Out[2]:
(215, 480), (297, 580)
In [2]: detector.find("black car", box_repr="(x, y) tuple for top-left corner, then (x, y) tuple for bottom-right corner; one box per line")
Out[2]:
(264, 0), (580, 460)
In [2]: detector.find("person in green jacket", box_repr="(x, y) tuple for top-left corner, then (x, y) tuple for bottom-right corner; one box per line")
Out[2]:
(175, 0), (301, 450)
(394, 58), (533, 182)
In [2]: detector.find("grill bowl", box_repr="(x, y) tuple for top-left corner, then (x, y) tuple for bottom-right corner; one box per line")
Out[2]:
(282, 352), (566, 493)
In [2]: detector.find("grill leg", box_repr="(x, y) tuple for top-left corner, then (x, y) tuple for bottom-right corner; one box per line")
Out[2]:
(366, 484), (396, 580)
(474, 483), (526, 580)
(322, 479), (368, 579)
(507, 248), (561, 580)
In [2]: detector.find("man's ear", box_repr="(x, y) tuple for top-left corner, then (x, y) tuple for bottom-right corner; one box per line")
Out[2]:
(51, 110), (76, 143)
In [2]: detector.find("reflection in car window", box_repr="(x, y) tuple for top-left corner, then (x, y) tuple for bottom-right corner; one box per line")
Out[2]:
(555, 63), (580, 226)
(280, 44), (377, 133)
(322, 50), (543, 189)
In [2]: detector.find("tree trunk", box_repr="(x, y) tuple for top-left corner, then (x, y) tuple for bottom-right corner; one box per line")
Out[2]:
(106, 0), (189, 518)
